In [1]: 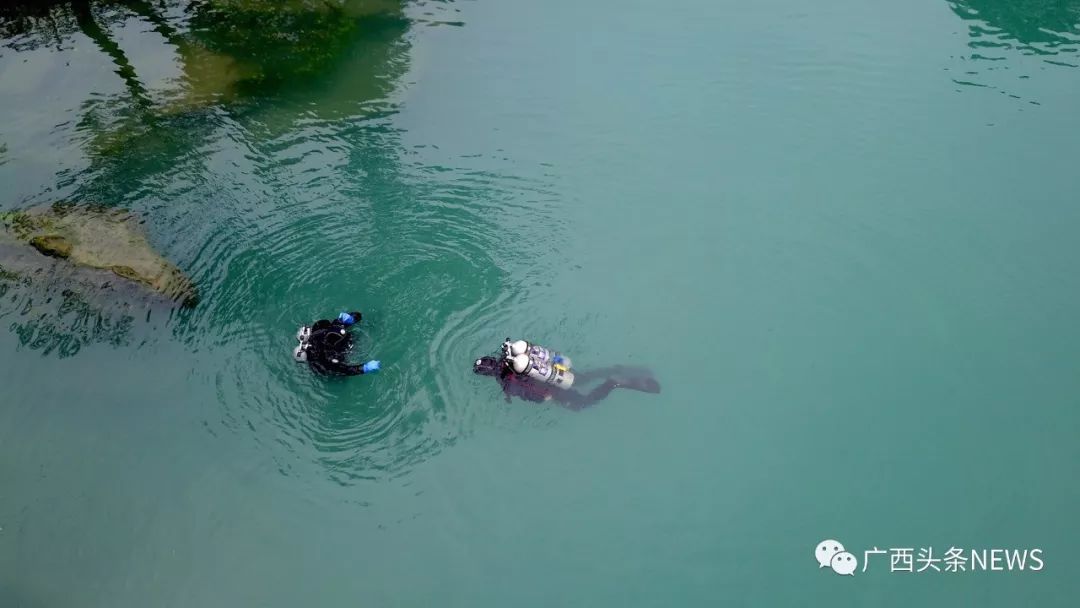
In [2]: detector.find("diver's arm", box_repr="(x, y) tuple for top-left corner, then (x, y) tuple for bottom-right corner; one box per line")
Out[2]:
(315, 356), (359, 375)
(307, 346), (363, 375)
(333, 359), (379, 375)
(308, 355), (353, 376)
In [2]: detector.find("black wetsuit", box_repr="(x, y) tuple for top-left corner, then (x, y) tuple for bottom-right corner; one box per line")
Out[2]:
(497, 365), (660, 411)
(304, 319), (367, 376)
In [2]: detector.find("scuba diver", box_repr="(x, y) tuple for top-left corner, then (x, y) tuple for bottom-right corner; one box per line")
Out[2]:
(294, 311), (380, 376)
(473, 339), (660, 410)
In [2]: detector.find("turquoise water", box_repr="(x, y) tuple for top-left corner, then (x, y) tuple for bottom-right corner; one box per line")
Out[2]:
(1, 0), (1078, 605)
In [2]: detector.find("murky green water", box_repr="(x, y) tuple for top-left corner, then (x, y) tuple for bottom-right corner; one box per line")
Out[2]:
(1, 0), (1078, 605)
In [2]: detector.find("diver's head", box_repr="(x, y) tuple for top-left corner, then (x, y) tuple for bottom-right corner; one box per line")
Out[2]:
(338, 311), (362, 326)
(473, 356), (501, 376)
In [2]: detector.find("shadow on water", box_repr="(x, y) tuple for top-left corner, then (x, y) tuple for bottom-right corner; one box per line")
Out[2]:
(0, 0), (536, 483)
(945, 0), (1080, 99)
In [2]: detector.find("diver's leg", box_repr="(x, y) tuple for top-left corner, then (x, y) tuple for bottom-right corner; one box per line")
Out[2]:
(616, 376), (661, 394)
(560, 380), (619, 411)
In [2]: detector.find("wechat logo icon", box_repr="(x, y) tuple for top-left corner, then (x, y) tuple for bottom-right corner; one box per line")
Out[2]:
(816, 539), (857, 576)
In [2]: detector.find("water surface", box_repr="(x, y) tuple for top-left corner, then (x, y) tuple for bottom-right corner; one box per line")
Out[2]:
(1, 0), (1078, 605)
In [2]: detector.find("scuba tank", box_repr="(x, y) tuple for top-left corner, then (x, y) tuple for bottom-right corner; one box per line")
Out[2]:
(504, 338), (575, 388)
(503, 338), (574, 370)
(294, 325), (312, 362)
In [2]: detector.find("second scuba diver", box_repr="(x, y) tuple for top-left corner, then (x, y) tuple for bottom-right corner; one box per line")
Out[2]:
(473, 338), (660, 410)
(294, 311), (380, 376)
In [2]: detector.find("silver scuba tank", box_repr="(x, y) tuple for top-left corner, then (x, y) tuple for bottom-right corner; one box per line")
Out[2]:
(525, 344), (572, 371)
(525, 358), (575, 388)
(504, 338), (575, 388)
(294, 325), (312, 362)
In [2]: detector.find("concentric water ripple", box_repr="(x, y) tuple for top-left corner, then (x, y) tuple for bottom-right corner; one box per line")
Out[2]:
(1, 0), (622, 486)
(0, 0), (543, 485)
(129, 102), (566, 482)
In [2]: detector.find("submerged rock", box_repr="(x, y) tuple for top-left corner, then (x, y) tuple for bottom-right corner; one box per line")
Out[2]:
(0, 204), (198, 307)
(29, 234), (73, 258)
